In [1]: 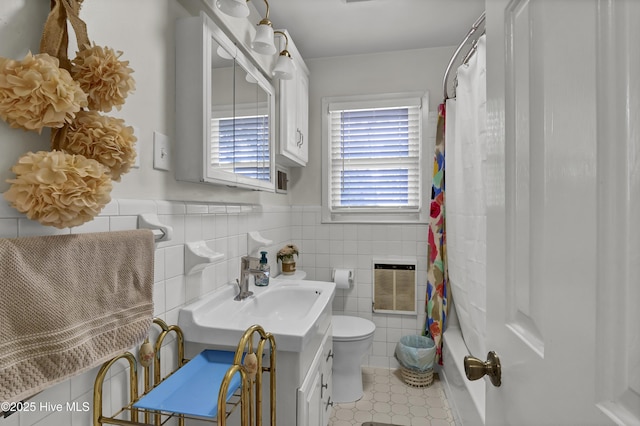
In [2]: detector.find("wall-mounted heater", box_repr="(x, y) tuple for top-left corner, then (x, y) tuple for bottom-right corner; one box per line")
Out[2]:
(372, 258), (417, 315)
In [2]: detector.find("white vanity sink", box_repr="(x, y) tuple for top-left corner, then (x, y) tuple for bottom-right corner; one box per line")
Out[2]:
(178, 278), (335, 352)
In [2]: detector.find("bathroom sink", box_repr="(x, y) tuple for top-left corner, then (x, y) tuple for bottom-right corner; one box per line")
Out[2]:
(237, 285), (325, 320)
(178, 278), (335, 352)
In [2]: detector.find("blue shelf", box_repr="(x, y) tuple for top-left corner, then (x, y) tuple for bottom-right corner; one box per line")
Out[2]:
(133, 350), (242, 419)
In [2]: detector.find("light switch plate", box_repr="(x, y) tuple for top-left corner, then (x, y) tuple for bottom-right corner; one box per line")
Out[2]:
(153, 131), (170, 171)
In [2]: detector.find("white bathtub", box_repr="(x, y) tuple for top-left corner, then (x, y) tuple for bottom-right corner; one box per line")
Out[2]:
(439, 325), (485, 426)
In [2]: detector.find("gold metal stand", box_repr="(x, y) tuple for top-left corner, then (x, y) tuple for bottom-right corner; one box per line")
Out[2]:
(93, 319), (276, 426)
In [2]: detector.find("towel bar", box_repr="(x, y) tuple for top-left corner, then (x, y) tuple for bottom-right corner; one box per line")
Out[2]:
(137, 213), (173, 243)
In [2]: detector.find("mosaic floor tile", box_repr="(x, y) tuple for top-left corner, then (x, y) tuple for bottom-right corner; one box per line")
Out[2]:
(329, 368), (455, 426)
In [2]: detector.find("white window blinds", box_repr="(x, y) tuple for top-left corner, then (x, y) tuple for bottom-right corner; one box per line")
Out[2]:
(328, 98), (422, 212)
(210, 115), (270, 181)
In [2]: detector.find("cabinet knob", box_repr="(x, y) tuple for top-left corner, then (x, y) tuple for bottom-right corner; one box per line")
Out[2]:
(325, 397), (334, 411)
(321, 373), (328, 398)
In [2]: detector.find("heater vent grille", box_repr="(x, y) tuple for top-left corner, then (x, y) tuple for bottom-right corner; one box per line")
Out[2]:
(372, 258), (417, 315)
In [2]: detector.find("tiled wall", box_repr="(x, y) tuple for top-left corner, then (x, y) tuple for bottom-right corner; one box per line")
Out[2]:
(291, 206), (429, 369)
(0, 198), (292, 426)
(0, 198), (428, 425)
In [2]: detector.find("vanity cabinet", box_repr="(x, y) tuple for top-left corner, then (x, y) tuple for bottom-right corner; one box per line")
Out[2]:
(277, 30), (310, 167)
(297, 328), (333, 426)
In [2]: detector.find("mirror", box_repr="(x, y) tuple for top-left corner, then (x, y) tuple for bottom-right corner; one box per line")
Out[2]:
(176, 14), (275, 191)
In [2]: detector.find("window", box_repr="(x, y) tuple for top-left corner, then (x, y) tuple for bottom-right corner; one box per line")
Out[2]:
(322, 92), (430, 223)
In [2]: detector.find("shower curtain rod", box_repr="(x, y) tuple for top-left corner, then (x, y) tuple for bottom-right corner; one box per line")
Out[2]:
(442, 11), (486, 100)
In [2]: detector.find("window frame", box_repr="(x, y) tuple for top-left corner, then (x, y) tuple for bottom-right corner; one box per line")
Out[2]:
(321, 91), (431, 224)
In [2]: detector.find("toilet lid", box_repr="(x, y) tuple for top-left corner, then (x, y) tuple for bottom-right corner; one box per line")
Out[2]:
(332, 315), (376, 341)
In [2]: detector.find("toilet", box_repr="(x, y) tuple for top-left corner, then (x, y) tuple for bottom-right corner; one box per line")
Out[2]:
(276, 269), (376, 403)
(331, 314), (376, 403)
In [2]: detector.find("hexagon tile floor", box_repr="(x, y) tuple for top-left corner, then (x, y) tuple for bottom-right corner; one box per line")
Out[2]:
(328, 367), (455, 426)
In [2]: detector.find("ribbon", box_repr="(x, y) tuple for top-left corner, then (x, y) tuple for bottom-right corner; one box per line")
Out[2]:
(39, 0), (89, 71)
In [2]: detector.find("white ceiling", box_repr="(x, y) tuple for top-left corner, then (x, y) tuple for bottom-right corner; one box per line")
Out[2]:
(252, 0), (485, 59)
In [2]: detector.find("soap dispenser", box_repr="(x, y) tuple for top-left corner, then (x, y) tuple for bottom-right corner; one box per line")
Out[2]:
(256, 251), (270, 287)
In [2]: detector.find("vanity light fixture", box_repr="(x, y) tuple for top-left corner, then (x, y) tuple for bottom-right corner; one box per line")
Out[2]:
(250, 0), (276, 55)
(216, 0), (277, 55)
(216, 0), (295, 79)
(215, 0), (250, 18)
(272, 30), (294, 80)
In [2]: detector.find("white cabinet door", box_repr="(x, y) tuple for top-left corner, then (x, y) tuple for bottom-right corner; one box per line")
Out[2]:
(278, 30), (310, 167)
(295, 68), (309, 164)
(320, 332), (333, 426)
(484, 0), (640, 424)
(298, 330), (333, 426)
(297, 356), (323, 426)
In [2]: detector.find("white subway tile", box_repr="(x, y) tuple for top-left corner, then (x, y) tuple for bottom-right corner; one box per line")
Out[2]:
(372, 341), (387, 356)
(70, 366), (100, 400)
(0, 218), (18, 238)
(118, 199), (156, 215)
(18, 219), (70, 237)
(70, 390), (93, 426)
(367, 355), (390, 369)
(21, 379), (71, 425)
(184, 214), (202, 242)
(164, 245), (184, 278)
(374, 327), (388, 342)
(0, 198), (21, 218)
(154, 248), (166, 282)
(226, 214), (239, 236)
(70, 217), (110, 234)
(186, 203), (208, 214)
(215, 214), (228, 238)
(2, 410), (18, 426)
(156, 200), (187, 215)
(154, 281), (166, 316)
(99, 199), (119, 216)
(302, 225), (316, 240)
(109, 215), (138, 231)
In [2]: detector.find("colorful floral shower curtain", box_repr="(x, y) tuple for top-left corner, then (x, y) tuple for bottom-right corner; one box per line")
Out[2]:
(425, 103), (449, 365)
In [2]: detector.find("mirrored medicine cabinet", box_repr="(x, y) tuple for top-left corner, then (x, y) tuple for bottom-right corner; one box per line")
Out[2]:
(175, 13), (275, 191)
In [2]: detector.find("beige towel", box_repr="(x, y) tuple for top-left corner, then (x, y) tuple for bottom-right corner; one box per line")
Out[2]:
(0, 229), (155, 403)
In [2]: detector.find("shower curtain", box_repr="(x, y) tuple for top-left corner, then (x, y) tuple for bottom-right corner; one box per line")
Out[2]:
(445, 34), (487, 360)
(425, 34), (487, 364)
(425, 103), (449, 365)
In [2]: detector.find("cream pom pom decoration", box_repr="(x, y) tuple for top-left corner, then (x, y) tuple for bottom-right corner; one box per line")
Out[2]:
(56, 110), (137, 181)
(1, 0), (141, 229)
(3, 151), (112, 229)
(0, 52), (87, 133)
(71, 44), (135, 112)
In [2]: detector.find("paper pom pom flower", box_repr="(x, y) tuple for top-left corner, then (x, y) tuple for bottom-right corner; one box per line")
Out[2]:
(0, 52), (87, 133)
(277, 244), (299, 262)
(57, 110), (137, 181)
(3, 150), (112, 229)
(71, 44), (135, 112)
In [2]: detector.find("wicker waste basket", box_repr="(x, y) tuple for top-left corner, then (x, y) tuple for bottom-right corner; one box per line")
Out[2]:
(394, 335), (436, 387)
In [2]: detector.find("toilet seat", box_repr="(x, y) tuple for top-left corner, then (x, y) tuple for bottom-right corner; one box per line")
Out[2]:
(332, 315), (376, 342)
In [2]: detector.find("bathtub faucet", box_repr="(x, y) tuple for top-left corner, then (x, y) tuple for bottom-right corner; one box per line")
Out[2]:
(235, 255), (265, 301)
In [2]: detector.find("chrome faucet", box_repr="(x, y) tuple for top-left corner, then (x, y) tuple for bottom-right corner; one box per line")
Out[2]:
(234, 255), (266, 301)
